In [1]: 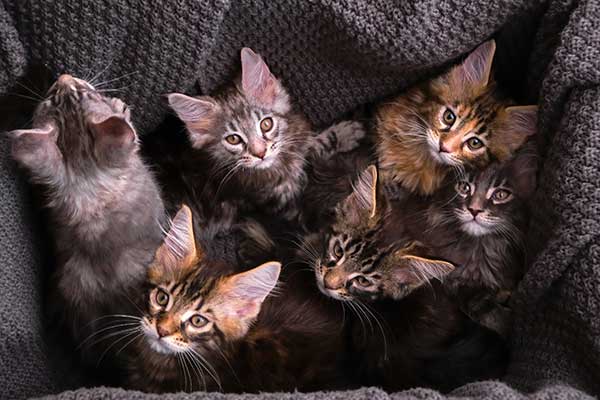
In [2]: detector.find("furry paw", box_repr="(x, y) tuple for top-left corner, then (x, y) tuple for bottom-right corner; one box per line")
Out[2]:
(326, 120), (366, 153)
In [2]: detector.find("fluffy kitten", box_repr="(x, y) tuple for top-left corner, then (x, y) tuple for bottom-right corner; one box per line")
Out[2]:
(416, 149), (537, 334)
(375, 39), (537, 195)
(128, 205), (349, 393)
(309, 166), (506, 391)
(167, 48), (365, 220)
(9, 75), (165, 362)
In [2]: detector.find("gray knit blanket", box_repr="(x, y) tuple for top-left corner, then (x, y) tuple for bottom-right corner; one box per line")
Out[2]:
(1, 1), (599, 399)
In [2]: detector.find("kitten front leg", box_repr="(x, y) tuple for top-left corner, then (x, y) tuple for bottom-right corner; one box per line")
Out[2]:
(310, 120), (366, 161)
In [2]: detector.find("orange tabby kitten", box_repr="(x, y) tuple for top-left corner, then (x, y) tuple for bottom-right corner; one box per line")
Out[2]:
(375, 40), (537, 195)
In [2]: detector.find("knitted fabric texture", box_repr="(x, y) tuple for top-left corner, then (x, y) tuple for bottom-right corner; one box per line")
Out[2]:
(1, 0), (599, 399)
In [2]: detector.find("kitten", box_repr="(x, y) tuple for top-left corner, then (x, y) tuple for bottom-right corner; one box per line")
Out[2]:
(416, 148), (537, 335)
(375, 39), (537, 195)
(128, 205), (349, 393)
(167, 48), (365, 220)
(308, 166), (507, 392)
(9, 75), (165, 364)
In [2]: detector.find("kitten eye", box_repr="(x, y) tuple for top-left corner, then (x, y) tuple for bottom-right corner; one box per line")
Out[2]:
(189, 314), (208, 328)
(353, 276), (372, 288)
(155, 289), (169, 307)
(225, 134), (243, 145)
(333, 242), (344, 260)
(442, 109), (456, 127)
(456, 181), (471, 196)
(260, 117), (273, 133)
(492, 189), (512, 203)
(466, 137), (484, 150)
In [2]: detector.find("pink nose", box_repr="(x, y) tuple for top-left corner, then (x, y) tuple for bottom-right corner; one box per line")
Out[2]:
(439, 140), (451, 153)
(57, 74), (73, 86)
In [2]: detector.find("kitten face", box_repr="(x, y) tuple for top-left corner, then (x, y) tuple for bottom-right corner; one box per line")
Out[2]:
(169, 48), (307, 172)
(436, 151), (537, 237)
(141, 206), (280, 356)
(312, 167), (454, 302)
(11, 74), (136, 174)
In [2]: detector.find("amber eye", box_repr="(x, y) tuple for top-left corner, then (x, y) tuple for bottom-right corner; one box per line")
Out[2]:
(189, 314), (208, 328)
(442, 108), (456, 126)
(333, 242), (344, 260)
(353, 276), (372, 288)
(456, 181), (471, 196)
(492, 189), (512, 202)
(225, 134), (242, 145)
(155, 289), (169, 307)
(466, 137), (484, 150)
(260, 117), (273, 133)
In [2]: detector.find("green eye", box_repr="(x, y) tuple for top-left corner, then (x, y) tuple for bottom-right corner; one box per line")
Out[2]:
(442, 109), (456, 126)
(155, 289), (169, 307)
(456, 181), (471, 196)
(189, 314), (208, 328)
(466, 137), (484, 150)
(353, 276), (372, 287)
(333, 242), (344, 259)
(492, 189), (512, 202)
(225, 134), (242, 145)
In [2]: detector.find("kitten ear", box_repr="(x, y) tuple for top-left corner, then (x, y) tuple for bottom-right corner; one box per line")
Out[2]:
(340, 165), (379, 224)
(217, 261), (281, 333)
(153, 205), (199, 276)
(240, 48), (288, 111)
(508, 149), (538, 199)
(167, 93), (218, 149)
(10, 124), (62, 174)
(393, 241), (455, 290)
(90, 115), (136, 147)
(450, 39), (496, 90)
(495, 105), (538, 159)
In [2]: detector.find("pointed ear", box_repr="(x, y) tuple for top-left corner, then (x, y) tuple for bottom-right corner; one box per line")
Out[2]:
(240, 48), (287, 110)
(340, 165), (379, 224)
(393, 241), (455, 288)
(449, 39), (496, 90)
(218, 261), (281, 325)
(495, 105), (538, 159)
(167, 93), (218, 149)
(508, 149), (538, 199)
(90, 115), (136, 147)
(10, 124), (62, 174)
(151, 205), (200, 279)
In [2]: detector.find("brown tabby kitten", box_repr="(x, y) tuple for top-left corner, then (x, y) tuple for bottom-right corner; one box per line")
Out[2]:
(9, 75), (165, 365)
(375, 39), (537, 195)
(414, 148), (537, 335)
(308, 166), (507, 392)
(128, 205), (349, 393)
(167, 48), (365, 220)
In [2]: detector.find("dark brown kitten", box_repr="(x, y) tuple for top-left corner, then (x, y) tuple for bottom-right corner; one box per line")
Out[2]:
(308, 166), (507, 392)
(414, 148), (537, 335)
(127, 206), (349, 393)
(375, 40), (537, 195)
(9, 75), (165, 365)
(167, 48), (365, 221)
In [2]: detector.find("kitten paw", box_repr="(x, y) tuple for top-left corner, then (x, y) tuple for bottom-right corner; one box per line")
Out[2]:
(326, 120), (366, 153)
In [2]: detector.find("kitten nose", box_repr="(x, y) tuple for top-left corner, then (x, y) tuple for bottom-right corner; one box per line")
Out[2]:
(156, 320), (177, 338)
(323, 270), (345, 290)
(252, 143), (267, 159)
(57, 74), (74, 86)
(468, 207), (482, 217)
(439, 140), (451, 153)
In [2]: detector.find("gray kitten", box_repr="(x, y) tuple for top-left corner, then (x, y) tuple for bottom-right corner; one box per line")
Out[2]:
(10, 74), (165, 363)
(168, 48), (364, 220)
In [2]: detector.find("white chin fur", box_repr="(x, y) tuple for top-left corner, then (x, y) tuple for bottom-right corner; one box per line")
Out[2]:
(460, 220), (492, 236)
(142, 321), (186, 354)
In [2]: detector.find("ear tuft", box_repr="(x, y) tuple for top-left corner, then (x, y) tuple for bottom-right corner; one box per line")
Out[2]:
(505, 105), (538, 137)
(450, 39), (496, 90)
(341, 165), (379, 223)
(240, 47), (282, 109)
(167, 93), (217, 149)
(154, 205), (199, 271)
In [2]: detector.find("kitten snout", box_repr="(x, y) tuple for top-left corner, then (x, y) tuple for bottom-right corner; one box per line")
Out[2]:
(323, 269), (346, 290)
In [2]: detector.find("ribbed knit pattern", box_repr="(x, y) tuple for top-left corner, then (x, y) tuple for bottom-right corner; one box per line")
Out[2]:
(1, 0), (599, 399)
